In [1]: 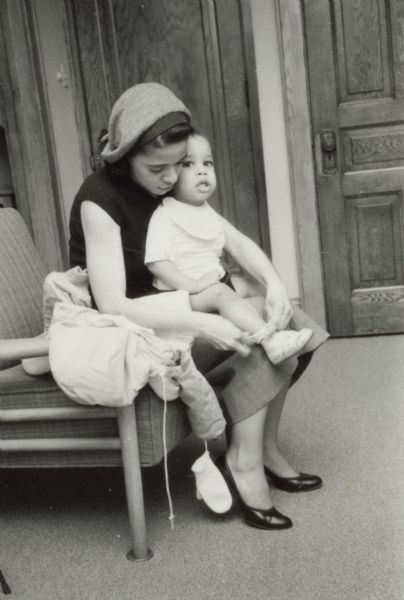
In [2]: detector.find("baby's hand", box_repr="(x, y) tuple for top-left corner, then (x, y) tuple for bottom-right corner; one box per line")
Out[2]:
(192, 271), (221, 294)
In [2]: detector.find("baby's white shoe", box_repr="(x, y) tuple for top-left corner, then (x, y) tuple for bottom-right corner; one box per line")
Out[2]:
(262, 328), (313, 365)
(191, 450), (232, 514)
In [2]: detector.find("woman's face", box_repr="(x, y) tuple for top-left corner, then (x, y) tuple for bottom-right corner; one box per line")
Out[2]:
(128, 140), (188, 197)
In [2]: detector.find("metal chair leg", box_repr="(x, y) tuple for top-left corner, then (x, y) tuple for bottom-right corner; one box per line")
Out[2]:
(116, 404), (153, 561)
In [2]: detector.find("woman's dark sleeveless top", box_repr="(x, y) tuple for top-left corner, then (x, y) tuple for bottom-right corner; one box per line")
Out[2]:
(69, 167), (160, 299)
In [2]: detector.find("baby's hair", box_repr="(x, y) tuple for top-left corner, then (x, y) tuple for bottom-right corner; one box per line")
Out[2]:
(188, 131), (215, 160)
(189, 130), (209, 141)
(186, 130), (214, 153)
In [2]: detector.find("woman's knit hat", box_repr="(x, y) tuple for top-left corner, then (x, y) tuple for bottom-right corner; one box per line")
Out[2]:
(101, 82), (191, 163)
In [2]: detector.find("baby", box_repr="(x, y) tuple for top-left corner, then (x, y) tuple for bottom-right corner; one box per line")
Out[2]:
(144, 133), (312, 364)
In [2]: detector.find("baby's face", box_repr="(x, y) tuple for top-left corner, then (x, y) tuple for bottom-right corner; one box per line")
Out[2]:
(173, 134), (217, 205)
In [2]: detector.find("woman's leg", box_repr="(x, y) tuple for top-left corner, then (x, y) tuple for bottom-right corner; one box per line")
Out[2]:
(225, 380), (299, 512)
(224, 373), (303, 510)
(193, 340), (300, 513)
(226, 403), (274, 509)
(262, 380), (300, 477)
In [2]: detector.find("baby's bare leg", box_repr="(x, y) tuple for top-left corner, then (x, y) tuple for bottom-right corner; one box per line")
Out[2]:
(190, 283), (267, 334)
(231, 274), (267, 319)
(230, 275), (313, 363)
(190, 280), (311, 364)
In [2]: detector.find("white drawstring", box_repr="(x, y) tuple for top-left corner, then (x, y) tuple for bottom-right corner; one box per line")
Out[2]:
(161, 374), (175, 529)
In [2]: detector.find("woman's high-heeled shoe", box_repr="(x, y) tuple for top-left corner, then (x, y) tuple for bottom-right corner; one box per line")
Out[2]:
(264, 467), (322, 493)
(215, 455), (293, 530)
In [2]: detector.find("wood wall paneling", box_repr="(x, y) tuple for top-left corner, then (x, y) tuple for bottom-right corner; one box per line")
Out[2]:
(0, 0), (67, 271)
(62, 0), (94, 177)
(214, 0), (269, 251)
(64, 0), (270, 254)
(0, 14), (32, 229)
(238, 0), (272, 258)
(71, 0), (115, 167)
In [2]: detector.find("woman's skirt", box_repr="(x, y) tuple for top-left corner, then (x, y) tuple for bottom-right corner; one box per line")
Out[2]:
(192, 306), (329, 424)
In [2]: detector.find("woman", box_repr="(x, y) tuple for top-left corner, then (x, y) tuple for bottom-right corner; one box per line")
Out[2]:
(69, 82), (329, 530)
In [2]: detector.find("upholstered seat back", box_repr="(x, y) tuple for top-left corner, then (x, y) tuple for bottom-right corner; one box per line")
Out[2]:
(0, 209), (46, 369)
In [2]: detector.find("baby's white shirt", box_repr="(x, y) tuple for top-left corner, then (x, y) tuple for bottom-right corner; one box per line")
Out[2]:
(145, 196), (226, 290)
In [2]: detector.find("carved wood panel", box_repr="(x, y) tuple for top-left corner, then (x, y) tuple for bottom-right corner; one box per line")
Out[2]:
(343, 126), (404, 171)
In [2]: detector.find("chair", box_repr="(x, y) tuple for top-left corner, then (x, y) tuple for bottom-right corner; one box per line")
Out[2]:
(0, 208), (191, 561)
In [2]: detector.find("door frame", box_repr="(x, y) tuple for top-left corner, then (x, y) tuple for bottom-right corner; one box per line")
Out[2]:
(0, 0), (68, 272)
(275, 0), (327, 327)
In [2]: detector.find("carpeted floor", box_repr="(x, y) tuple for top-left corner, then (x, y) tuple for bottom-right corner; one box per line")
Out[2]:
(1, 336), (403, 600)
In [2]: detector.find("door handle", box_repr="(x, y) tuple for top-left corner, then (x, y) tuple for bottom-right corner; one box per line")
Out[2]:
(321, 130), (336, 153)
(320, 129), (337, 174)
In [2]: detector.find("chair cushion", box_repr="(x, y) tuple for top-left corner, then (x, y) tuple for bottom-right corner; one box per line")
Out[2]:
(0, 365), (190, 467)
(0, 209), (46, 369)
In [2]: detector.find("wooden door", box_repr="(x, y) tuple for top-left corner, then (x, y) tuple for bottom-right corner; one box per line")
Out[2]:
(63, 0), (269, 253)
(303, 0), (404, 336)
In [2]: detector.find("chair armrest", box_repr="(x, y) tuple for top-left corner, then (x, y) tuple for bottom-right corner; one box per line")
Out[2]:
(0, 336), (49, 361)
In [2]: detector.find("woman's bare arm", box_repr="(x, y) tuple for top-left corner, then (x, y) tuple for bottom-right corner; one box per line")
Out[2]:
(221, 216), (293, 330)
(80, 202), (251, 354)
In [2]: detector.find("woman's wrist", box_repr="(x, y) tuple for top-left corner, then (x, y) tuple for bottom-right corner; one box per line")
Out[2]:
(189, 311), (222, 338)
(265, 278), (288, 298)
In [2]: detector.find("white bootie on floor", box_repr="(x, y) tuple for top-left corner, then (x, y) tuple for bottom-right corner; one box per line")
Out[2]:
(191, 450), (232, 514)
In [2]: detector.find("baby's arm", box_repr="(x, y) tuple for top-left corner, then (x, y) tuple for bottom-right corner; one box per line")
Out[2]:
(221, 216), (293, 332)
(147, 260), (220, 294)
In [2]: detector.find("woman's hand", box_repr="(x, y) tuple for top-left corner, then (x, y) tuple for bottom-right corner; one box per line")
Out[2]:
(265, 284), (293, 332)
(221, 217), (293, 333)
(194, 313), (252, 356)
